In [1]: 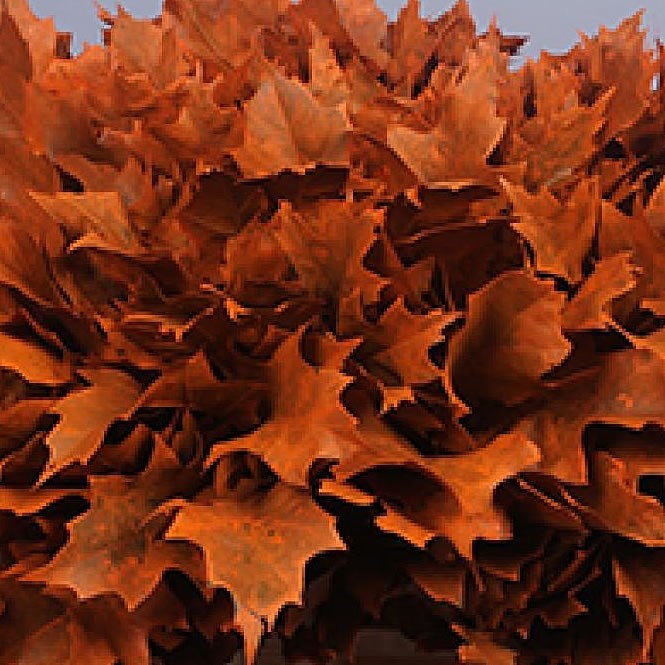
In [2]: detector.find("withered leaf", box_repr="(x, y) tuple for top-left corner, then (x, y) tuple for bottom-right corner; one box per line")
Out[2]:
(232, 69), (350, 178)
(334, 0), (389, 68)
(165, 482), (345, 635)
(613, 542), (665, 662)
(0, 222), (64, 306)
(0, 1), (662, 663)
(30, 191), (140, 253)
(25, 439), (205, 610)
(39, 368), (142, 483)
(271, 199), (386, 306)
(562, 252), (638, 331)
(578, 12), (657, 138)
(387, 0), (435, 96)
(599, 198), (665, 307)
(360, 299), (459, 410)
(339, 415), (540, 557)
(388, 37), (507, 185)
(564, 451), (665, 545)
(456, 626), (516, 665)
(309, 25), (350, 109)
(0, 332), (70, 385)
(515, 349), (665, 484)
(206, 327), (362, 487)
(446, 270), (571, 408)
(502, 177), (598, 283)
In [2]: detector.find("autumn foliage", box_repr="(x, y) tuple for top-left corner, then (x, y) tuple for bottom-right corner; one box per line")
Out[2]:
(1, 0), (665, 662)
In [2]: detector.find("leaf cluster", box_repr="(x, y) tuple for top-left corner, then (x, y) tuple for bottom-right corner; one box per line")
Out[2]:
(0, 1), (663, 664)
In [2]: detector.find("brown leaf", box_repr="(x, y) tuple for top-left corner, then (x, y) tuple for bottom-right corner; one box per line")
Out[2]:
(346, 423), (540, 557)
(388, 37), (507, 185)
(562, 252), (638, 331)
(0, 222), (64, 306)
(309, 25), (350, 108)
(600, 198), (665, 308)
(564, 451), (665, 545)
(232, 69), (350, 178)
(206, 327), (362, 487)
(25, 439), (205, 610)
(446, 270), (571, 408)
(405, 555), (466, 606)
(578, 12), (657, 137)
(165, 482), (345, 635)
(334, 0), (388, 68)
(455, 626), (516, 665)
(271, 199), (386, 307)
(512, 88), (610, 191)
(39, 368), (142, 483)
(613, 542), (665, 662)
(0, 332), (71, 385)
(516, 349), (665, 484)
(502, 177), (598, 283)
(350, 300), (458, 410)
(387, 0), (435, 95)
(30, 191), (140, 253)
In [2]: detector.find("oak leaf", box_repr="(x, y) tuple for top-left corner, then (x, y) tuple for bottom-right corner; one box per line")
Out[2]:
(613, 542), (665, 662)
(564, 451), (665, 545)
(562, 252), (638, 331)
(516, 348), (665, 484)
(0, 1), (663, 663)
(0, 332), (71, 385)
(387, 0), (435, 96)
(336, 409), (540, 557)
(512, 87), (610, 191)
(29, 191), (140, 253)
(309, 25), (350, 109)
(0, 222), (64, 306)
(353, 298), (459, 409)
(578, 12), (657, 137)
(271, 199), (386, 307)
(388, 37), (507, 186)
(502, 177), (598, 283)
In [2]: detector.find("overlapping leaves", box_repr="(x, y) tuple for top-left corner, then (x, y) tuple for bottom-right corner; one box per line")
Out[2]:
(0, 1), (663, 664)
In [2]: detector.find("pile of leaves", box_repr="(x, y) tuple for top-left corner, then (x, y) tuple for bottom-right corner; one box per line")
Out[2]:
(1, 0), (665, 662)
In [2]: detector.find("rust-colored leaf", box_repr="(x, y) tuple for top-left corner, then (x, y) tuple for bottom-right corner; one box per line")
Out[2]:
(388, 35), (507, 186)
(232, 69), (350, 178)
(25, 439), (205, 610)
(40, 368), (142, 482)
(502, 177), (598, 283)
(446, 270), (571, 408)
(165, 482), (345, 638)
(206, 327), (362, 487)
(0, 1), (662, 663)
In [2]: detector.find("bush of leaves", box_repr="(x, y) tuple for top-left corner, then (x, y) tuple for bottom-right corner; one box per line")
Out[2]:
(0, 0), (665, 663)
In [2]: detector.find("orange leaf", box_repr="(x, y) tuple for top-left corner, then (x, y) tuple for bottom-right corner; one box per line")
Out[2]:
(165, 483), (345, 647)
(40, 368), (142, 483)
(232, 69), (350, 178)
(25, 439), (205, 610)
(206, 327), (362, 487)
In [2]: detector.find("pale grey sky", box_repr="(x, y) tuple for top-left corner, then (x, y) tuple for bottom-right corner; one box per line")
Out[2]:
(29, 0), (664, 62)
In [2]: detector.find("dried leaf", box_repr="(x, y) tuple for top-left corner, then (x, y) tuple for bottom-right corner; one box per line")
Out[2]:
(206, 327), (362, 487)
(40, 369), (141, 482)
(165, 482), (345, 635)
(26, 439), (205, 610)
(232, 69), (350, 178)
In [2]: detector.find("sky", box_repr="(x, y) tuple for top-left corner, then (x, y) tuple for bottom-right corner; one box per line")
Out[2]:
(29, 0), (665, 63)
